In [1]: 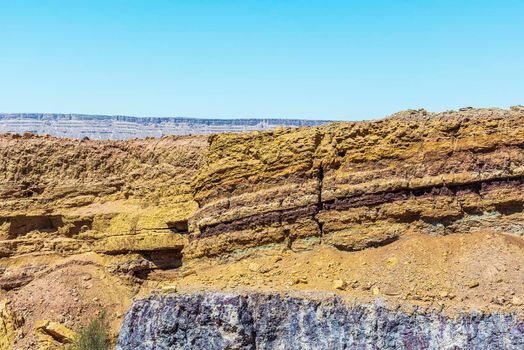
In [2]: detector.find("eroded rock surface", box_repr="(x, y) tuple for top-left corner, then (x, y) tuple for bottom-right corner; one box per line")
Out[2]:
(0, 135), (206, 349)
(117, 292), (524, 350)
(187, 106), (524, 259)
(2, 107), (524, 348)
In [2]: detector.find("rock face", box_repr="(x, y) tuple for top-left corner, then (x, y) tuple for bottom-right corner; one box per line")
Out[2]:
(0, 300), (17, 350)
(0, 134), (207, 260)
(0, 113), (330, 140)
(34, 320), (76, 348)
(117, 292), (524, 350)
(187, 106), (524, 258)
(0, 134), (207, 349)
(5, 107), (524, 262)
(3, 107), (524, 348)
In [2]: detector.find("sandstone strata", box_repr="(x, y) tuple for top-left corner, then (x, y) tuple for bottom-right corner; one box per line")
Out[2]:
(2, 107), (524, 349)
(0, 135), (206, 349)
(188, 106), (524, 259)
(0, 135), (206, 260)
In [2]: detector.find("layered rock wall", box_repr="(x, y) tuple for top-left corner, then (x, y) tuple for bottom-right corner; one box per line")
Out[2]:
(5, 107), (524, 263)
(187, 107), (524, 258)
(0, 113), (329, 139)
(0, 134), (207, 260)
(3, 107), (524, 348)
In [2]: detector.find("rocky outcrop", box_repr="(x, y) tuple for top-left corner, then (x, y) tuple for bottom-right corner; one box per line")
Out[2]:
(188, 127), (323, 258)
(0, 134), (206, 260)
(116, 292), (524, 350)
(34, 320), (76, 349)
(5, 107), (524, 262)
(3, 107), (524, 348)
(187, 106), (524, 258)
(0, 134), (206, 348)
(0, 300), (17, 350)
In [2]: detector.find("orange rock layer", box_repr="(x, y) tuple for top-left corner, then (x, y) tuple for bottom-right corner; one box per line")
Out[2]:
(2, 107), (524, 261)
(2, 107), (524, 348)
(189, 106), (524, 258)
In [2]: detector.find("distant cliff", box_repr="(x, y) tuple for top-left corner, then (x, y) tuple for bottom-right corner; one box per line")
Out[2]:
(0, 113), (331, 139)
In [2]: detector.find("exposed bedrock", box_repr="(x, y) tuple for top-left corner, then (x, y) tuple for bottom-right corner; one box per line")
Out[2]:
(4, 108), (524, 260)
(0, 134), (205, 260)
(186, 107), (524, 258)
(4, 107), (524, 348)
(116, 292), (524, 350)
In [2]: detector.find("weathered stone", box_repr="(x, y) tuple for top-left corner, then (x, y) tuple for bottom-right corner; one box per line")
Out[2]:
(185, 107), (524, 258)
(333, 279), (346, 290)
(34, 319), (77, 349)
(0, 300), (15, 350)
(116, 292), (524, 350)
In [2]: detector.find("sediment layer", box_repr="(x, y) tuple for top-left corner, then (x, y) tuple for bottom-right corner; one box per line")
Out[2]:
(187, 106), (524, 258)
(2, 106), (524, 348)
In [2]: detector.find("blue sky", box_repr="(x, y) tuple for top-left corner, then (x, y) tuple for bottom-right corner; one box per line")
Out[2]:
(0, 1), (523, 120)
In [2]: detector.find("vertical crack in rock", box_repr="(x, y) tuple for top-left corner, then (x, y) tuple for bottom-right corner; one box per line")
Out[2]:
(314, 162), (325, 242)
(312, 130), (326, 242)
(284, 229), (294, 251)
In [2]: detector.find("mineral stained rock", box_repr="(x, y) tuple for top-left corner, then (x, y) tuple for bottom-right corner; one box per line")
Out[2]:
(116, 292), (524, 350)
(3, 107), (524, 348)
(188, 106), (524, 258)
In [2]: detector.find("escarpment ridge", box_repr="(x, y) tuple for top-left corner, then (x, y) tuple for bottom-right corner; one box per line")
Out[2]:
(0, 113), (330, 139)
(1, 106), (524, 349)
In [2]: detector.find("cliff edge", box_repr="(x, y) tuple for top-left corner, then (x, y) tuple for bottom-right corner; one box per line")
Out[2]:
(1, 107), (524, 349)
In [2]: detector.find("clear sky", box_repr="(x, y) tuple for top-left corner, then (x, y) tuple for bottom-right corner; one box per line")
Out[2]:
(1, 1), (523, 120)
